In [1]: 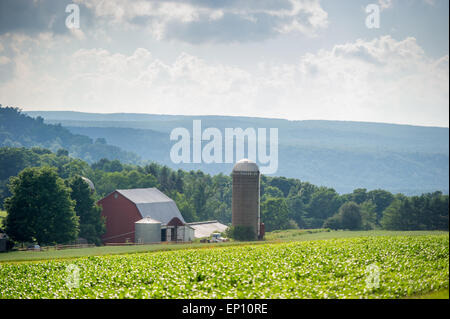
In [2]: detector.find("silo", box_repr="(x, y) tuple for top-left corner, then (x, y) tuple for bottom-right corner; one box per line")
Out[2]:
(232, 158), (260, 240)
(81, 176), (95, 193)
(134, 217), (161, 244)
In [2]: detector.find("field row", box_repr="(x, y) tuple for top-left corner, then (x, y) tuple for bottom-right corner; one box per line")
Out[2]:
(0, 235), (448, 298)
(1, 230), (447, 263)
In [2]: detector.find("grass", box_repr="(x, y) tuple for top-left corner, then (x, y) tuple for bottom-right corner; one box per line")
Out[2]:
(264, 228), (330, 240)
(0, 241), (257, 263)
(266, 229), (448, 242)
(0, 229), (447, 263)
(407, 289), (449, 299)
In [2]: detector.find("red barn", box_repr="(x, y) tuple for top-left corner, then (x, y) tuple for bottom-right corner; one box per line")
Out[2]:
(98, 188), (186, 244)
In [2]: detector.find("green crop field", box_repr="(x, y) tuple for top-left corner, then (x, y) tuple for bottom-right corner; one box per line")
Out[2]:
(0, 230), (446, 263)
(0, 234), (448, 299)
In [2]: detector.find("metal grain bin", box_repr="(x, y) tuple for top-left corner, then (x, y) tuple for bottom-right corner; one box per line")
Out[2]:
(232, 158), (260, 240)
(134, 217), (161, 244)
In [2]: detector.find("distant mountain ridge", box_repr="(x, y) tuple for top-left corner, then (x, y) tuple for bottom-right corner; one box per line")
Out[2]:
(25, 110), (449, 195)
(25, 111), (449, 154)
(0, 107), (140, 164)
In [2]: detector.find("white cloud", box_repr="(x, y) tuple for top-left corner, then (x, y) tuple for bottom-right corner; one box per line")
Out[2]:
(74, 0), (328, 41)
(276, 1), (328, 37)
(290, 36), (448, 126)
(378, 0), (436, 10)
(0, 56), (10, 65)
(69, 28), (86, 40)
(0, 35), (448, 127)
(378, 0), (394, 10)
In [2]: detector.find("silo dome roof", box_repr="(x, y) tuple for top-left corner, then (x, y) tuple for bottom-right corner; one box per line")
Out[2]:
(232, 159), (259, 173)
(81, 176), (95, 191)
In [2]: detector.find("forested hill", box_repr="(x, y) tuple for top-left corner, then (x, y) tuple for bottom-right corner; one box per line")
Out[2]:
(0, 106), (139, 164)
(25, 110), (449, 195)
(0, 147), (448, 232)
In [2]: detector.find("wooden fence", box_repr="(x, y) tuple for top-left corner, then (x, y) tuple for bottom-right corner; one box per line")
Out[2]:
(104, 241), (193, 246)
(18, 241), (195, 250)
(104, 242), (145, 246)
(18, 243), (96, 251)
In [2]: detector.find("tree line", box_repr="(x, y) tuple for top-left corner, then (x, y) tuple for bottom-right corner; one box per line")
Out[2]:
(4, 167), (104, 246)
(0, 146), (448, 246)
(0, 106), (140, 164)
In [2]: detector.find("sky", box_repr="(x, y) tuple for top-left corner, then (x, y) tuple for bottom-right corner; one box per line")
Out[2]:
(0, 0), (448, 127)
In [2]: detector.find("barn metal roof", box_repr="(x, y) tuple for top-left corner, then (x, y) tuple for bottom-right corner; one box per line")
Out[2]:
(117, 188), (172, 203)
(117, 188), (185, 225)
(187, 220), (228, 238)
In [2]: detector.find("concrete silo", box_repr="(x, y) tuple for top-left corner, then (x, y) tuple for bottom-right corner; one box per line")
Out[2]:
(232, 159), (260, 240)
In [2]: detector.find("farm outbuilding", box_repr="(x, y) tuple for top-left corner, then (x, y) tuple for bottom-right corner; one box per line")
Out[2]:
(98, 187), (191, 244)
(187, 220), (228, 238)
(162, 217), (195, 242)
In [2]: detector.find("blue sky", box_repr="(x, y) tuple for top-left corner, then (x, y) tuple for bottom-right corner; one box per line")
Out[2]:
(0, 0), (448, 126)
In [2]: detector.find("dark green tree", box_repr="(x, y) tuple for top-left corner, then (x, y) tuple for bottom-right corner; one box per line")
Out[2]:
(173, 192), (197, 223)
(193, 181), (208, 221)
(427, 192), (449, 230)
(339, 202), (362, 230)
(350, 188), (368, 204)
(323, 214), (341, 230)
(159, 166), (170, 191)
(56, 149), (69, 157)
(304, 187), (341, 228)
(261, 197), (290, 232)
(381, 195), (411, 230)
(367, 189), (395, 224)
(268, 176), (293, 197)
(324, 202), (363, 230)
(144, 162), (160, 177)
(225, 225), (256, 241)
(381, 192), (449, 231)
(68, 176), (105, 245)
(262, 186), (284, 200)
(287, 195), (306, 228)
(359, 200), (377, 230)
(175, 169), (184, 193)
(4, 167), (79, 245)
